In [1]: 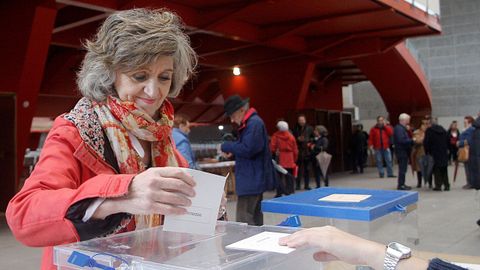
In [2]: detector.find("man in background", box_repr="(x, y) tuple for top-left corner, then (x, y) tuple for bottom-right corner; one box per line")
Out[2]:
(221, 95), (275, 225)
(394, 113), (414, 190)
(424, 117), (450, 191)
(368, 116), (395, 178)
(293, 115), (314, 190)
(351, 124), (368, 174)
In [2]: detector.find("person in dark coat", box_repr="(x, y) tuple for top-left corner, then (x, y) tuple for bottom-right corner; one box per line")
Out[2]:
(351, 124), (368, 174)
(394, 113), (414, 190)
(221, 95), (276, 225)
(310, 125), (329, 187)
(423, 119), (450, 191)
(458, 116), (475, 189)
(447, 121), (460, 164)
(293, 115), (314, 190)
(468, 116), (480, 191)
(469, 116), (480, 227)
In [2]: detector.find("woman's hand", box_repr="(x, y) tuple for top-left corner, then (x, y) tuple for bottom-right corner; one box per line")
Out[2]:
(279, 226), (385, 268)
(222, 152), (233, 159)
(93, 167), (196, 219)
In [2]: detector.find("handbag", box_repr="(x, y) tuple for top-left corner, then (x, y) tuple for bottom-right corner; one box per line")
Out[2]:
(458, 140), (469, 163)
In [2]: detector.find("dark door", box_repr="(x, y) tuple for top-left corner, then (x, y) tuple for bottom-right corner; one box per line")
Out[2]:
(328, 112), (342, 172)
(342, 113), (353, 171)
(0, 94), (16, 212)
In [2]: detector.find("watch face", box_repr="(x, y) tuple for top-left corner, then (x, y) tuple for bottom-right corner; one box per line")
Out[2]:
(389, 243), (411, 258)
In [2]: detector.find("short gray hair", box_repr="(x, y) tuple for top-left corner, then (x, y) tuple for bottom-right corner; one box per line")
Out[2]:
(399, 113), (411, 121)
(315, 125), (328, 136)
(277, 121), (289, 131)
(77, 8), (197, 101)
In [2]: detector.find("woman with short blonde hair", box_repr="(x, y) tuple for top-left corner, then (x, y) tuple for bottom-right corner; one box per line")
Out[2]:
(77, 8), (196, 101)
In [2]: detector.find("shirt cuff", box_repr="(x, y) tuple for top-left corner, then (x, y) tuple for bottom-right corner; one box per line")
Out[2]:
(82, 198), (106, 222)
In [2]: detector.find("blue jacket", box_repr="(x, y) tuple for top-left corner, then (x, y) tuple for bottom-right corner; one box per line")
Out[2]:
(221, 109), (276, 196)
(458, 126), (474, 147)
(393, 124), (413, 158)
(172, 128), (197, 169)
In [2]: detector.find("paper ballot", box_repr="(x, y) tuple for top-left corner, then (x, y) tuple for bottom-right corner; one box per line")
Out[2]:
(163, 168), (226, 236)
(226, 232), (296, 254)
(318, 194), (371, 203)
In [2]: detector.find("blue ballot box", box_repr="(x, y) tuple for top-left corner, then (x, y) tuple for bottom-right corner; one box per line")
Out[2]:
(53, 221), (321, 270)
(262, 187), (419, 245)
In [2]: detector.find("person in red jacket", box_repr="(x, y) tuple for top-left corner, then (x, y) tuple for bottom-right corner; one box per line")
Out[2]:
(5, 9), (229, 270)
(270, 121), (298, 195)
(368, 116), (395, 178)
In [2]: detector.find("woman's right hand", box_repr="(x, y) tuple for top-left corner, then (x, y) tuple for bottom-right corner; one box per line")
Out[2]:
(93, 167), (196, 219)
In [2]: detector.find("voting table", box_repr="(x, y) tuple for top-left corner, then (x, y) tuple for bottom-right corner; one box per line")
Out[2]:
(53, 221), (321, 270)
(262, 187), (420, 245)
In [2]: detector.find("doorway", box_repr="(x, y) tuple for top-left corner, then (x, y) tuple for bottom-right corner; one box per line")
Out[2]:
(0, 94), (16, 212)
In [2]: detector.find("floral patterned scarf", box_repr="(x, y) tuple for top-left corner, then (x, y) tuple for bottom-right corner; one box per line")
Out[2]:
(93, 96), (180, 229)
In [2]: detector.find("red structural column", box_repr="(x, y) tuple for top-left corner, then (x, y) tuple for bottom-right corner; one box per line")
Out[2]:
(354, 42), (432, 125)
(0, 2), (56, 193)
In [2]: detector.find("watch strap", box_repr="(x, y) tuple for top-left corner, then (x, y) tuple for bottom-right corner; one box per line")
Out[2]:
(384, 250), (401, 270)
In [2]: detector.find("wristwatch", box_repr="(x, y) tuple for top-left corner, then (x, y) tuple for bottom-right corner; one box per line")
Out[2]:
(384, 242), (411, 270)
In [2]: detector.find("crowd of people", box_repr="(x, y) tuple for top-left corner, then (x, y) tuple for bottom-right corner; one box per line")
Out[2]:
(169, 108), (478, 201)
(169, 102), (480, 229)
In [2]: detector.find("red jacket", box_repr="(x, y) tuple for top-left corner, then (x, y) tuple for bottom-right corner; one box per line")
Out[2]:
(368, 125), (394, 150)
(270, 131), (298, 169)
(6, 116), (187, 270)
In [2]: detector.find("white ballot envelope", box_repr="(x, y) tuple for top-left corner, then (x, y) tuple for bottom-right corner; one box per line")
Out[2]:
(318, 194), (371, 203)
(226, 232), (296, 254)
(163, 168), (226, 236)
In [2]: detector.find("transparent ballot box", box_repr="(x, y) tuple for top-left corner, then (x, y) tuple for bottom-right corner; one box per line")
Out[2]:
(262, 187), (419, 245)
(54, 221), (320, 270)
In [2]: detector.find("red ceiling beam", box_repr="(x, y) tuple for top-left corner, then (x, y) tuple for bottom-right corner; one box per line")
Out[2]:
(51, 19), (100, 48)
(184, 77), (218, 102)
(207, 19), (262, 42)
(310, 36), (353, 54)
(190, 106), (214, 122)
(55, 0), (118, 12)
(374, 0), (441, 32)
(200, 1), (259, 31)
(202, 86), (223, 104)
(211, 109), (227, 123)
(199, 45), (289, 68)
(320, 37), (383, 60)
(199, 44), (256, 58)
(262, 8), (387, 41)
(204, 93), (223, 104)
(53, 12), (109, 33)
(308, 23), (420, 52)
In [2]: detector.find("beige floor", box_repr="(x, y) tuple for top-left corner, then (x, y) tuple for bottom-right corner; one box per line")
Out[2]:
(1, 164), (479, 269)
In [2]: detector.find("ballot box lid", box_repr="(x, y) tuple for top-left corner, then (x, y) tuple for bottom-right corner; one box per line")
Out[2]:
(53, 221), (319, 270)
(261, 187), (418, 221)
